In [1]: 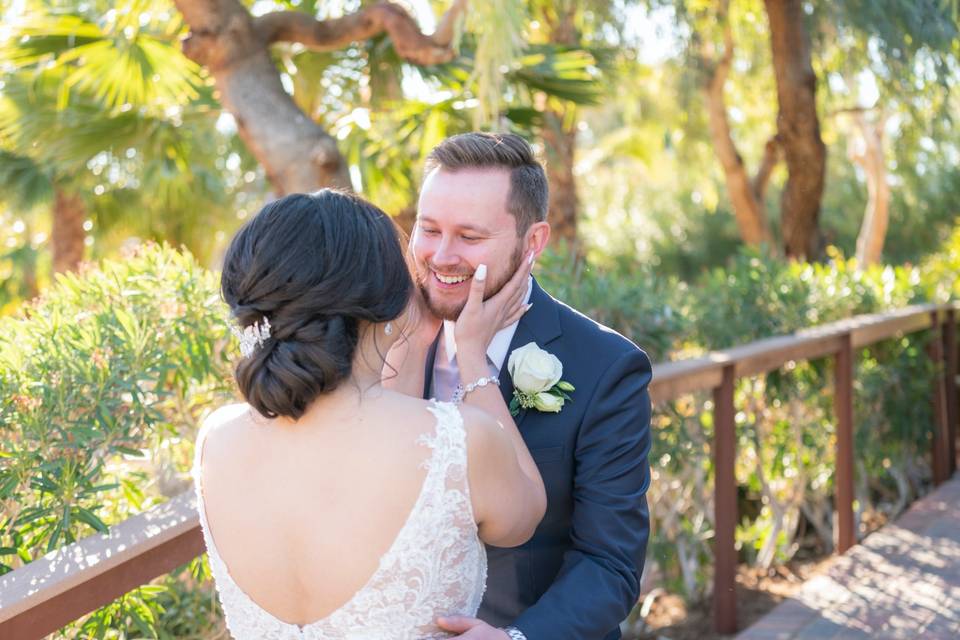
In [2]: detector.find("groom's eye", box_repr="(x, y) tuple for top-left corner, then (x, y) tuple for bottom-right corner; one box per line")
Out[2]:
(461, 235), (481, 242)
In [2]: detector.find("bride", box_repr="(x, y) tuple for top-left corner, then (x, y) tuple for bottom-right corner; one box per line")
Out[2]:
(193, 189), (545, 638)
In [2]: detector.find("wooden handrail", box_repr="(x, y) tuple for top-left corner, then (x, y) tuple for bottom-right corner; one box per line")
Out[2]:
(1, 302), (957, 639)
(0, 492), (203, 639)
(650, 303), (947, 400)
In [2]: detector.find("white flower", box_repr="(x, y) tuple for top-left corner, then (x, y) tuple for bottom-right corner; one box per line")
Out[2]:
(508, 342), (563, 394)
(533, 391), (564, 413)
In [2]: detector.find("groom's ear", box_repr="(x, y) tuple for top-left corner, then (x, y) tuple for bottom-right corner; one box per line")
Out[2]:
(525, 221), (551, 259)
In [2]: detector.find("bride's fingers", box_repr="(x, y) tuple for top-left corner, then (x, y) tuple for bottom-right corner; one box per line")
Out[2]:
(502, 279), (530, 320)
(510, 251), (534, 291)
(504, 253), (534, 309)
(502, 302), (532, 328)
(462, 263), (487, 316)
(489, 251), (534, 309)
(435, 616), (484, 632)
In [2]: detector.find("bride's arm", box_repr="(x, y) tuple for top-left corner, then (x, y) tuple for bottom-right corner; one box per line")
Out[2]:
(455, 257), (546, 523)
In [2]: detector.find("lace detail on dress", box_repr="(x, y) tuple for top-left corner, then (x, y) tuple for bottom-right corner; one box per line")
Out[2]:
(192, 401), (487, 640)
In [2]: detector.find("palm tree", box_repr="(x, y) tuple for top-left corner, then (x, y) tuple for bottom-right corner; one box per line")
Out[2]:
(0, 0), (210, 273)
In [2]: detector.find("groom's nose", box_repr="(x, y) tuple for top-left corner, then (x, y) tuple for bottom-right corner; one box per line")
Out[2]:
(431, 236), (461, 266)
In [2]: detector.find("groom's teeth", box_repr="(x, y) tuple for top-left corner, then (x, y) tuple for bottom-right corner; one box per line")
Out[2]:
(436, 273), (470, 284)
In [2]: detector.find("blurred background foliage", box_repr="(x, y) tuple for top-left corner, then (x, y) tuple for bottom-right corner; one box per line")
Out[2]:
(1, 0), (958, 636)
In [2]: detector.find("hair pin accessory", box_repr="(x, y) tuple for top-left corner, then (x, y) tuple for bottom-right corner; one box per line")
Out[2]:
(232, 317), (272, 358)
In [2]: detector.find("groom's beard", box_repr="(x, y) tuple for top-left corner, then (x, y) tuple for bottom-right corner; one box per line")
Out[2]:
(417, 242), (525, 322)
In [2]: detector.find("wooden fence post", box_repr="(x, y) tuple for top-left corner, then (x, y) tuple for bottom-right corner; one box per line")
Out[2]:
(943, 309), (957, 475)
(713, 364), (737, 634)
(834, 332), (855, 553)
(930, 310), (950, 485)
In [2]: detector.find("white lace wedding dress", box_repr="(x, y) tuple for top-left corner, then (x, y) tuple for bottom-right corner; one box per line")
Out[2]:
(192, 401), (487, 639)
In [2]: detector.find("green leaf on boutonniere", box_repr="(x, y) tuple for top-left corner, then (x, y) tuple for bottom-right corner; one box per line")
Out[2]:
(509, 395), (521, 417)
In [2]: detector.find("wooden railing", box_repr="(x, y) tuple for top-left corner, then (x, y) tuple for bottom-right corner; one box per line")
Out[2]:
(1, 303), (957, 639)
(650, 302), (958, 632)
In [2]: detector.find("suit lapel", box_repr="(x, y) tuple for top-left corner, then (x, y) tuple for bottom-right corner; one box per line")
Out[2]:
(498, 278), (562, 428)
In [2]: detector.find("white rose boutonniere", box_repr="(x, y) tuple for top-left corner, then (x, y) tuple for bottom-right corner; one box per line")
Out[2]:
(507, 342), (575, 416)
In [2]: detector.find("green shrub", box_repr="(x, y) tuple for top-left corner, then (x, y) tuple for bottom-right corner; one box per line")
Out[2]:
(921, 225), (960, 303)
(535, 244), (691, 362)
(0, 242), (234, 636)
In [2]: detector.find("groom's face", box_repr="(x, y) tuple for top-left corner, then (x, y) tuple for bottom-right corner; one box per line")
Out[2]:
(412, 168), (526, 321)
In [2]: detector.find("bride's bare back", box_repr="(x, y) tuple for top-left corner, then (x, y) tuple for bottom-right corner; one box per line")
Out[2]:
(198, 391), (461, 626)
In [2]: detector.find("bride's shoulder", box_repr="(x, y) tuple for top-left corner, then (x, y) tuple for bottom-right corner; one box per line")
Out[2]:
(443, 403), (510, 459)
(202, 402), (252, 431)
(196, 403), (254, 454)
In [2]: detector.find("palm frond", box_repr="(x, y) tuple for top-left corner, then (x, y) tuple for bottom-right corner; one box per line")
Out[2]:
(1, 6), (203, 110)
(509, 45), (606, 105)
(467, 0), (527, 127)
(0, 151), (54, 210)
(0, 15), (103, 67)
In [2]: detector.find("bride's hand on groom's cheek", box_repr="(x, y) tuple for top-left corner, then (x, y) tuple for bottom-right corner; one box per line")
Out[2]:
(435, 616), (510, 639)
(454, 252), (534, 362)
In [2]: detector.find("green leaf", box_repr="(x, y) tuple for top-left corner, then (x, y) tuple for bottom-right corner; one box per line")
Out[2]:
(75, 507), (109, 533)
(46, 519), (63, 552)
(0, 474), (20, 499)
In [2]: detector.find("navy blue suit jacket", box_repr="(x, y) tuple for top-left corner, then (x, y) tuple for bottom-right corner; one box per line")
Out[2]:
(423, 279), (652, 640)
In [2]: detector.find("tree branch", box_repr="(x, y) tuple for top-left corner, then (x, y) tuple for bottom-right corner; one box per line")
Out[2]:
(173, 0), (351, 192)
(702, 7), (739, 175)
(827, 105), (878, 118)
(700, 0), (773, 246)
(752, 135), (781, 201)
(254, 0), (469, 66)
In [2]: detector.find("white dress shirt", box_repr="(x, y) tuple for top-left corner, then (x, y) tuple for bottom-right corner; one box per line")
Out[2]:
(430, 278), (533, 402)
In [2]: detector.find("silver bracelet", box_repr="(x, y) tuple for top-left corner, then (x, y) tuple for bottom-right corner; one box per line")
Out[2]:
(452, 375), (500, 404)
(503, 626), (528, 640)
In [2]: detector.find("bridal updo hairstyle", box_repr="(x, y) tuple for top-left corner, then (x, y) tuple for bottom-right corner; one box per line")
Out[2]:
(220, 190), (413, 420)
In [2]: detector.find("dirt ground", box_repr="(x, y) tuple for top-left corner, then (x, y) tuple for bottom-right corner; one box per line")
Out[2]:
(623, 556), (835, 640)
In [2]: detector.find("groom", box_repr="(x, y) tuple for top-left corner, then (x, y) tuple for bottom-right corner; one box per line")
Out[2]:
(414, 132), (653, 640)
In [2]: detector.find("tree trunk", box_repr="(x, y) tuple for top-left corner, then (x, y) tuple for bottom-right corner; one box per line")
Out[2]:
(849, 112), (890, 267)
(542, 109), (579, 246)
(51, 188), (86, 273)
(764, 0), (827, 260)
(174, 0), (349, 193)
(18, 220), (40, 300)
(540, 6), (579, 246)
(702, 8), (775, 246)
(172, 0), (466, 195)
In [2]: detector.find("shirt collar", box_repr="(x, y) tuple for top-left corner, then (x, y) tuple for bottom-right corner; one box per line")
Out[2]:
(441, 276), (533, 370)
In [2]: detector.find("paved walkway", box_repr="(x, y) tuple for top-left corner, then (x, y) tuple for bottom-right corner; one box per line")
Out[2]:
(737, 473), (960, 640)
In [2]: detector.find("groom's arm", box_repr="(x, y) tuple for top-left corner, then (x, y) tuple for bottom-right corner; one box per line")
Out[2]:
(512, 347), (652, 640)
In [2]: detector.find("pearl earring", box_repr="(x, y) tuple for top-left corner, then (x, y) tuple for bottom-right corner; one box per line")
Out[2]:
(384, 322), (393, 336)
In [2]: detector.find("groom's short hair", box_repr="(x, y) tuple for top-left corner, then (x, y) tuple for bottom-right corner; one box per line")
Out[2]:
(423, 132), (548, 235)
